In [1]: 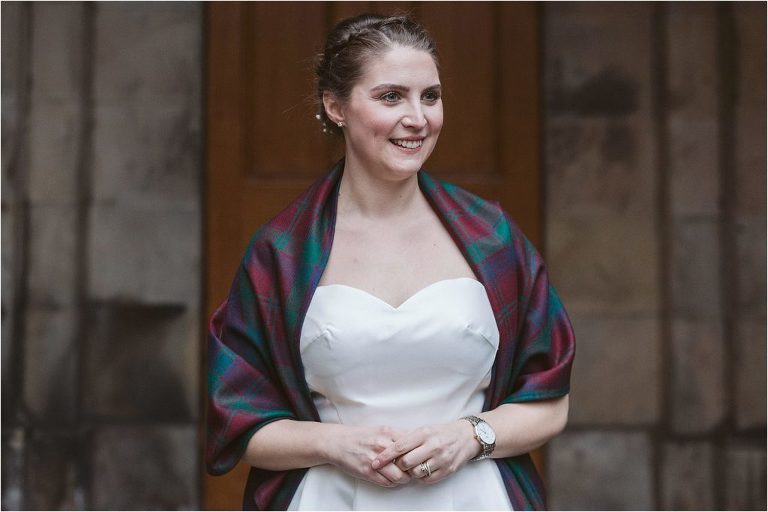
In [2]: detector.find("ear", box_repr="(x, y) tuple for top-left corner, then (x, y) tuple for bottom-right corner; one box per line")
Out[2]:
(322, 91), (345, 125)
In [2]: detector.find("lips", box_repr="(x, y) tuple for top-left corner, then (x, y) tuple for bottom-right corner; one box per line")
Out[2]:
(390, 138), (424, 149)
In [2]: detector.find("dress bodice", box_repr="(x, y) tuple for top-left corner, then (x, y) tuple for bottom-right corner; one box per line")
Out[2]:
(300, 277), (500, 429)
(289, 278), (513, 510)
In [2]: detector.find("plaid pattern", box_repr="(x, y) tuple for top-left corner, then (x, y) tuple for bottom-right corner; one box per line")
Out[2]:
(207, 159), (575, 510)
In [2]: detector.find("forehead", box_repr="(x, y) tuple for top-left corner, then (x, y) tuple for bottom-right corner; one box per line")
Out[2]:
(357, 46), (440, 87)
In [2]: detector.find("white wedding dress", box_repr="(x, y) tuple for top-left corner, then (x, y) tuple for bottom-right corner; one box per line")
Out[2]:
(288, 277), (514, 511)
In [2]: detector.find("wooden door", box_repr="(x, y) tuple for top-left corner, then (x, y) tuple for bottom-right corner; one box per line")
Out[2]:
(205, 2), (541, 509)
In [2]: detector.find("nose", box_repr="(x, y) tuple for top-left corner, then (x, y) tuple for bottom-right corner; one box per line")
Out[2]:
(401, 101), (427, 129)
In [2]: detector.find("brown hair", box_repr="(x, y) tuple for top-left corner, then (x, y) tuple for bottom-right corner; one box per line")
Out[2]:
(315, 13), (438, 136)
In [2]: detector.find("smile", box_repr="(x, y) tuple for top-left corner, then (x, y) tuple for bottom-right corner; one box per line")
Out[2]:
(390, 138), (424, 149)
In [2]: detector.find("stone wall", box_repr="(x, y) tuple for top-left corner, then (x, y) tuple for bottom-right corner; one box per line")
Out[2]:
(1, 2), (202, 509)
(544, 3), (766, 510)
(2, 2), (765, 511)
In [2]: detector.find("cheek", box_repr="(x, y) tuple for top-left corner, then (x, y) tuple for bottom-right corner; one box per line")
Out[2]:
(429, 120), (443, 141)
(371, 119), (402, 141)
(428, 109), (444, 134)
(356, 113), (397, 138)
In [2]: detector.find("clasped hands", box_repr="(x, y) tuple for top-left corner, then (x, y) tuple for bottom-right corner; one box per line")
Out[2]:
(331, 420), (480, 488)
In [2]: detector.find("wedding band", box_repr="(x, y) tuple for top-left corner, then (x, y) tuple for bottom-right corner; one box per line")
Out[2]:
(420, 461), (432, 477)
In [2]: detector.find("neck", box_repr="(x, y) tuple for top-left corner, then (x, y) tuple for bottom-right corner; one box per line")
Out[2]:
(337, 161), (423, 220)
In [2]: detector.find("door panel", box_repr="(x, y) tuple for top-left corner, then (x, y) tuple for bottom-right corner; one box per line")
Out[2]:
(244, 3), (331, 177)
(205, 3), (541, 508)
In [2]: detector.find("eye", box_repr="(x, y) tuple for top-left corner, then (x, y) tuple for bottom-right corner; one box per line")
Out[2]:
(380, 91), (401, 103)
(422, 90), (441, 102)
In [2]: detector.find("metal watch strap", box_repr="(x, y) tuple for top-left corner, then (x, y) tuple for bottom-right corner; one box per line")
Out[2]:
(460, 415), (495, 461)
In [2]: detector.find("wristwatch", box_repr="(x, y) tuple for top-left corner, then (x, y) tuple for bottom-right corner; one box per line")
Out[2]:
(460, 415), (496, 461)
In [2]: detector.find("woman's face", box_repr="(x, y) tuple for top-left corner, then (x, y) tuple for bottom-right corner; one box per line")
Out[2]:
(336, 46), (443, 180)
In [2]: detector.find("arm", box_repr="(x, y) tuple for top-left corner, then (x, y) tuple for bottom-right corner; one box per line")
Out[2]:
(372, 395), (569, 483)
(478, 394), (569, 458)
(243, 419), (413, 487)
(243, 419), (340, 470)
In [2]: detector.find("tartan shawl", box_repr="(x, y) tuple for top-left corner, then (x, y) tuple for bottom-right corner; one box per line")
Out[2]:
(207, 159), (575, 510)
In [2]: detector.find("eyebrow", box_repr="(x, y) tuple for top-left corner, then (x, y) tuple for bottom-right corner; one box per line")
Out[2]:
(369, 83), (442, 93)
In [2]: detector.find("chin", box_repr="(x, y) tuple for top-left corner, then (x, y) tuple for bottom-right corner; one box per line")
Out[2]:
(383, 143), (435, 173)
(386, 161), (423, 178)
(389, 154), (433, 175)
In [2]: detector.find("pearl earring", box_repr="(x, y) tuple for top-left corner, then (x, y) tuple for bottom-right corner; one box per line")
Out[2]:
(337, 121), (344, 128)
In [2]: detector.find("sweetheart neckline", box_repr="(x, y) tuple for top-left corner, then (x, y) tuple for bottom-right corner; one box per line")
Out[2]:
(314, 277), (484, 311)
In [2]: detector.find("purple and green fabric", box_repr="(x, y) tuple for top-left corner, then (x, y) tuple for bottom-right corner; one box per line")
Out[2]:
(207, 159), (575, 510)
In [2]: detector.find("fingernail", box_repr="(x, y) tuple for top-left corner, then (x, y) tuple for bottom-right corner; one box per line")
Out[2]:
(372, 459), (380, 469)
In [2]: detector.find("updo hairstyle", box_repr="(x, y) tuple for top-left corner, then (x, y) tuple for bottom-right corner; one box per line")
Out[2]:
(315, 13), (439, 136)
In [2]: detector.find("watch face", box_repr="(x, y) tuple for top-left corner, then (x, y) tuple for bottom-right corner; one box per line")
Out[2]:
(476, 422), (496, 444)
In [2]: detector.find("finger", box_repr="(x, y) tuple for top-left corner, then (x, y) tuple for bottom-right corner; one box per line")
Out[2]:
(396, 444), (434, 472)
(407, 465), (424, 479)
(372, 431), (426, 469)
(407, 458), (437, 479)
(364, 465), (397, 488)
(377, 463), (411, 485)
(418, 467), (448, 485)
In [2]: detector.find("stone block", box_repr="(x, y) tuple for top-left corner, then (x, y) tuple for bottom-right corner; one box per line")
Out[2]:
(546, 218), (658, 314)
(2, 207), (15, 353)
(1, 307), (15, 416)
(665, 3), (718, 117)
(91, 425), (198, 509)
(28, 101), (81, 205)
(545, 3), (653, 118)
(734, 108), (767, 218)
(1, 1), (26, 99)
(26, 430), (84, 510)
(548, 430), (653, 510)
(16, 0), (85, 211)
(1, 204), (19, 415)
(28, 206), (78, 307)
(1, 206), (19, 419)
(544, 3), (656, 220)
(1, 96), (20, 204)
(92, 100), (200, 210)
(669, 219), (721, 318)
(734, 3), (766, 218)
(735, 219), (767, 317)
(661, 441), (714, 510)
(1, 1), (27, 205)
(725, 443), (767, 510)
(735, 319), (767, 430)
(670, 319), (725, 433)
(2, 428), (26, 511)
(31, 2), (85, 102)
(667, 118), (719, 217)
(23, 307), (77, 422)
(83, 302), (198, 421)
(734, 2), (767, 106)
(547, 118), (656, 219)
(88, 206), (200, 304)
(566, 313), (660, 425)
(665, 4), (719, 217)
(94, 3), (201, 103)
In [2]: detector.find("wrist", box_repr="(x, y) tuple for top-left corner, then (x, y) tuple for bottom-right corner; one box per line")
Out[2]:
(460, 415), (496, 461)
(455, 419), (482, 462)
(316, 422), (344, 466)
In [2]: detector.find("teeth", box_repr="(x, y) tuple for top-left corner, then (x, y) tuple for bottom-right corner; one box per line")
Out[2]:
(391, 139), (423, 149)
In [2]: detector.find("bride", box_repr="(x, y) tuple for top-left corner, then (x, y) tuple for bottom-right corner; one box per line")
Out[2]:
(206, 13), (575, 511)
